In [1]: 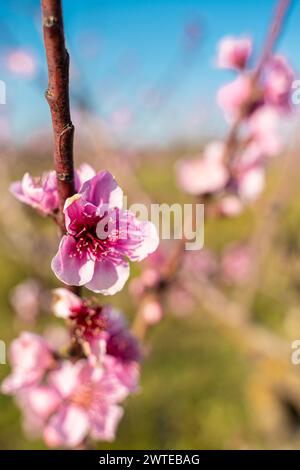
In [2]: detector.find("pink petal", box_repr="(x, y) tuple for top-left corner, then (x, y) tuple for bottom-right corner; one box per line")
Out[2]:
(44, 404), (89, 448)
(75, 163), (96, 191)
(217, 75), (252, 119)
(217, 36), (252, 70)
(128, 221), (159, 261)
(51, 235), (95, 286)
(239, 167), (265, 201)
(90, 404), (123, 442)
(26, 386), (61, 419)
(85, 259), (129, 295)
(52, 288), (82, 318)
(49, 360), (84, 398)
(80, 171), (123, 210)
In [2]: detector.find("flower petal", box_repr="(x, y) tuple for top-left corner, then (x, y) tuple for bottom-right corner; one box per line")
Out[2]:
(85, 259), (129, 295)
(75, 163), (96, 191)
(44, 404), (89, 448)
(51, 235), (95, 286)
(129, 220), (159, 261)
(90, 404), (123, 442)
(80, 171), (123, 210)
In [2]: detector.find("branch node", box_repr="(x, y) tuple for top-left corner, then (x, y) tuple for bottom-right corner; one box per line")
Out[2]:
(57, 172), (73, 182)
(43, 16), (58, 28)
(45, 89), (53, 100)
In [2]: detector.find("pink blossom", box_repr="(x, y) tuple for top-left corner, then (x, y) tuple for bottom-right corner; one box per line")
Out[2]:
(168, 287), (195, 317)
(217, 195), (243, 217)
(237, 165), (265, 201)
(264, 55), (294, 111)
(217, 75), (253, 119)
(141, 300), (163, 325)
(184, 249), (218, 279)
(221, 244), (253, 284)
(1, 332), (54, 393)
(53, 289), (108, 342)
(176, 142), (229, 195)
(10, 164), (96, 216)
(19, 360), (128, 447)
(248, 106), (282, 156)
(51, 171), (158, 294)
(52, 290), (141, 391)
(217, 36), (252, 70)
(7, 50), (36, 78)
(10, 279), (42, 323)
(10, 171), (59, 216)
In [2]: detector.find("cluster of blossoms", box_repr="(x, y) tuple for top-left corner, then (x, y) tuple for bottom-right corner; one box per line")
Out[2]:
(176, 36), (294, 216)
(3, 165), (158, 447)
(2, 290), (140, 447)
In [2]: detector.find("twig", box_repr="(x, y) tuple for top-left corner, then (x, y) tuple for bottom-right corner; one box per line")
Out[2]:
(41, 0), (75, 231)
(41, 0), (80, 296)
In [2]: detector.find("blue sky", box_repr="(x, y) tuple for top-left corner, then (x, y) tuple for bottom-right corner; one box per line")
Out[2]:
(0, 0), (299, 147)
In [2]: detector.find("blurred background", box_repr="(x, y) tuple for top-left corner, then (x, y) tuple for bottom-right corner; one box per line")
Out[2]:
(1, 0), (300, 449)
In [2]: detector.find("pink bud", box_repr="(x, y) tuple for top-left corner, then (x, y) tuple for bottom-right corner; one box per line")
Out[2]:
(217, 36), (252, 70)
(142, 301), (163, 325)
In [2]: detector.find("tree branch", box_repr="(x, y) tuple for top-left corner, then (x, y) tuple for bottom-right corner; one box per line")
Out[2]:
(41, 0), (75, 231)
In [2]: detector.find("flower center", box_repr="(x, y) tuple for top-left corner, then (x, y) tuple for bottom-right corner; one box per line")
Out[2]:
(70, 211), (121, 261)
(72, 383), (94, 408)
(70, 303), (108, 340)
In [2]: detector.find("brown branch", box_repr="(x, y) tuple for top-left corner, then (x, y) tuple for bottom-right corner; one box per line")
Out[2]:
(41, 0), (75, 231)
(41, 0), (80, 297)
(254, 0), (291, 79)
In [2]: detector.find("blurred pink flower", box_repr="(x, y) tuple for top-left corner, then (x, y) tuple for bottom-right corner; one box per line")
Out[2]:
(184, 249), (217, 279)
(53, 289), (141, 365)
(221, 244), (253, 284)
(51, 171), (158, 294)
(3, 309), (141, 447)
(7, 50), (36, 78)
(10, 279), (42, 323)
(1, 332), (54, 393)
(217, 36), (252, 70)
(248, 106), (282, 156)
(168, 287), (195, 317)
(176, 141), (229, 195)
(19, 360), (127, 448)
(141, 300), (163, 325)
(237, 165), (265, 201)
(217, 195), (243, 217)
(264, 55), (294, 111)
(217, 75), (253, 119)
